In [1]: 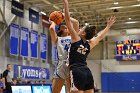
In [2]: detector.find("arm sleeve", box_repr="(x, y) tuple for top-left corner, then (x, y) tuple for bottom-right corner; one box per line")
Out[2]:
(2, 70), (8, 78)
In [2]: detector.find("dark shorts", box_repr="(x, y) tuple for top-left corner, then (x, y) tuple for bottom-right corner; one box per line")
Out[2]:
(70, 66), (94, 91)
(4, 82), (12, 93)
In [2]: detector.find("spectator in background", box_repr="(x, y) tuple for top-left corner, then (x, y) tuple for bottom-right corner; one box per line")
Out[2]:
(41, 80), (46, 86)
(0, 78), (5, 93)
(30, 80), (34, 84)
(27, 80), (31, 84)
(35, 80), (39, 84)
(22, 79), (29, 84)
(17, 79), (22, 85)
(25, 79), (28, 84)
(0, 79), (3, 93)
(12, 78), (17, 85)
(42, 80), (46, 85)
(3, 64), (13, 93)
(39, 80), (43, 84)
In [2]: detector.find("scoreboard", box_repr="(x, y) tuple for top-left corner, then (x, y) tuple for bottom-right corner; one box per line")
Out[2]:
(116, 40), (140, 61)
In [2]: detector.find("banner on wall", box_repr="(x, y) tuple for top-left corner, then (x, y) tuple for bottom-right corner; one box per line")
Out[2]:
(20, 27), (29, 57)
(52, 45), (58, 65)
(11, 0), (24, 17)
(29, 8), (39, 24)
(14, 65), (50, 79)
(42, 15), (50, 28)
(40, 33), (47, 60)
(30, 30), (38, 58)
(10, 23), (19, 56)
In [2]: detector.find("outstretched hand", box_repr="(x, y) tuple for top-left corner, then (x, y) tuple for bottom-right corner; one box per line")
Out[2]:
(107, 16), (116, 28)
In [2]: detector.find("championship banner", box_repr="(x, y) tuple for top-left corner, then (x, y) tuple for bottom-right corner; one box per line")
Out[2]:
(52, 45), (58, 65)
(10, 23), (19, 56)
(42, 15), (50, 28)
(20, 27), (29, 57)
(30, 30), (38, 58)
(40, 33), (47, 60)
(11, 0), (24, 17)
(29, 8), (39, 24)
(14, 65), (50, 79)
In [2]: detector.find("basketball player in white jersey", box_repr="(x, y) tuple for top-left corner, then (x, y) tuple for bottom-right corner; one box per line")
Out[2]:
(49, 17), (79, 93)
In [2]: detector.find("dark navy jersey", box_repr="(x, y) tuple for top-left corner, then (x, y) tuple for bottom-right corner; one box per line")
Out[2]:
(69, 39), (90, 66)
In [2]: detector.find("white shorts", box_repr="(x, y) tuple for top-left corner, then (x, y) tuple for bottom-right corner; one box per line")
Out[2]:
(53, 61), (70, 79)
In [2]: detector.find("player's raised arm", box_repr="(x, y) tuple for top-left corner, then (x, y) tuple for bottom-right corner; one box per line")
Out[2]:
(49, 21), (58, 44)
(70, 17), (79, 33)
(62, 12), (79, 33)
(63, 0), (80, 43)
(90, 16), (116, 49)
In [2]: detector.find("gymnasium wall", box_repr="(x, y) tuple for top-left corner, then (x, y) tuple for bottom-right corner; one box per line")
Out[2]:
(0, 0), (54, 80)
(87, 29), (140, 92)
(107, 33), (140, 59)
(87, 60), (101, 89)
(0, 56), (54, 81)
(101, 31), (140, 92)
(0, 0), (50, 61)
(101, 59), (140, 92)
(88, 29), (140, 60)
(88, 42), (103, 60)
(0, 0), (3, 22)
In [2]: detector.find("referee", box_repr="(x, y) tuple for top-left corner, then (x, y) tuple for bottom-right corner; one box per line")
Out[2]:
(3, 64), (13, 93)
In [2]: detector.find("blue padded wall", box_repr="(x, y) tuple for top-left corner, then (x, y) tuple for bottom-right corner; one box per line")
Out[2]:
(101, 72), (140, 92)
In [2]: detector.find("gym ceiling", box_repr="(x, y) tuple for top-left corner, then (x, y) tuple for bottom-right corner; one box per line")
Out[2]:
(20, 0), (140, 30)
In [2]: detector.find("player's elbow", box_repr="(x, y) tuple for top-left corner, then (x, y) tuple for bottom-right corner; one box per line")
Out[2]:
(73, 20), (79, 26)
(76, 20), (79, 27)
(74, 19), (79, 24)
(49, 26), (54, 31)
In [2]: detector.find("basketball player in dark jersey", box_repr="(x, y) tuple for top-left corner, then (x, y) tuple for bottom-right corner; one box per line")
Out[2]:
(63, 0), (116, 93)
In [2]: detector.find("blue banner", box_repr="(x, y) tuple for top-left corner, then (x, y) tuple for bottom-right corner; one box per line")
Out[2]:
(11, 0), (24, 17)
(10, 23), (19, 56)
(14, 65), (50, 80)
(40, 33), (47, 60)
(20, 27), (29, 57)
(14, 64), (19, 78)
(52, 45), (58, 65)
(31, 30), (38, 58)
(29, 8), (39, 24)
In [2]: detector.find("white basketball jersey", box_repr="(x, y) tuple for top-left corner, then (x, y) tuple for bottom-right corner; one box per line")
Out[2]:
(56, 36), (71, 61)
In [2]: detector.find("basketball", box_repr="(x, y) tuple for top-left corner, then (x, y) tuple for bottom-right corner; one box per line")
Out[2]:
(49, 11), (64, 25)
